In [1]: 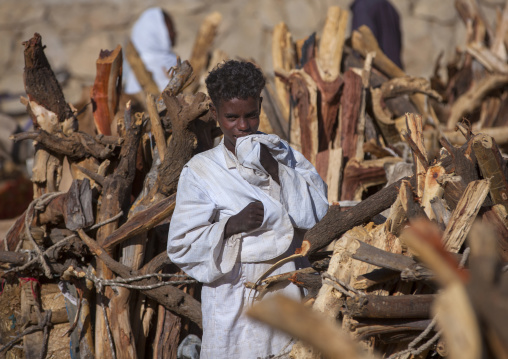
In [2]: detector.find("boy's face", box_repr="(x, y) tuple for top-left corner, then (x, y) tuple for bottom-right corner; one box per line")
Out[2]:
(211, 96), (262, 154)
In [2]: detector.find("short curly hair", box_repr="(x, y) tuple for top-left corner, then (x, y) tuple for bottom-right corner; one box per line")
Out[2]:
(205, 60), (266, 106)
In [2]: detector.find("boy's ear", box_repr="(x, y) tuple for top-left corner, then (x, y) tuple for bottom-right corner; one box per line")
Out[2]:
(259, 96), (263, 109)
(210, 103), (217, 119)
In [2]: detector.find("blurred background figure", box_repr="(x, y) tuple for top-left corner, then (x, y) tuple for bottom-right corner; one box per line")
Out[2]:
(123, 7), (178, 94)
(350, 0), (403, 69)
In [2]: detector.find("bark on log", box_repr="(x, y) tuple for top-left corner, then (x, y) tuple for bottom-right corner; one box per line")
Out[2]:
(90, 45), (122, 136)
(272, 22), (296, 122)
(342, 294), (436, 319)
(447, 74), (508, 130)
(472, 134), (508, 211)
(103, 194), (176, 250)
(317, 6), (348, 82)
(299, 176), (413, 257)
(77, 230), (202, 327)
(442, 179), (490, 253)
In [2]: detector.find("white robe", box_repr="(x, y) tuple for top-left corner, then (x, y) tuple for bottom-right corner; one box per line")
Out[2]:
(167, 134), (328, 358)
(123, 7), (177, 94)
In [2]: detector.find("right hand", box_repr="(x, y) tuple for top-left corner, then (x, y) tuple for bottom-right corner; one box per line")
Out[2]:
(224, 201), (264, 237)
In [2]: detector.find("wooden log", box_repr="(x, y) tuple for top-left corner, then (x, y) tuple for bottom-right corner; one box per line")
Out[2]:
(146, 93), (167, 161)
(288, 69), (319, 165)
(288, 272), (322, 298)
(370, 87), (401, 145)
(303, 58), (343, 151)
(351, 318), (434, 340)
(23, 33), (74, 125)
(342, 294), (436, 319)
(10, 130), (120, 161)
(403, 220), (481, 359)
(341, 157), (401, 202)
(272, 22), (296, 122)
(261, 83), (289, 140)
(77, 229), (202, 327)
(446, 74), (508, 129)
(421, 165), (446, 221)
(186, 12), (222, 93)
(467, 41), (508, 74)
(472, 134), (508, 211)
(338, 70), (362, 162)
(353, 268), (400, 290)
(93, 112), (144, 358)
(103, 194), (176, 250)
(443, 125), (508, 146)
(345, 236), (416, 272)
(153, 305), (181, 359)
(90, 45), (122, 136)
(247, 295), (373, 359)
(317, 6), (348, 82)
(326, 147), (343, 202)
(405, 113), (428, 198)
(159, 59), (194, 100)
(351, 26), (437, 124)
(125, 40), (159, 95)
(299, 176), (413, 257)
(380, 77), (443, 101)
(442, 179), (490, 253)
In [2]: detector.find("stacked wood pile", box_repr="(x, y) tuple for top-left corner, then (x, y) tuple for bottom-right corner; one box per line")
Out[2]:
(0, 0), (508, 358)
(245, 1), (508, 358)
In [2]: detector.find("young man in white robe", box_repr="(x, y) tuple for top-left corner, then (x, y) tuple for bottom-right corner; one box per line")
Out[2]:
(167, 60), (329, 358)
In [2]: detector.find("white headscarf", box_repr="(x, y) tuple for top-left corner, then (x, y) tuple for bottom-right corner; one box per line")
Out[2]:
(123, 7), (177, 94)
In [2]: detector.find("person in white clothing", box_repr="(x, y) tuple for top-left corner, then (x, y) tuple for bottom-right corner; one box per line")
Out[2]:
(167, 60), (328, 358)
(123, 7), (178, 94)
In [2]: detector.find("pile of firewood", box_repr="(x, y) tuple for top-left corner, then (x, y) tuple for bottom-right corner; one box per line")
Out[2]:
(1, 0), (508, 358)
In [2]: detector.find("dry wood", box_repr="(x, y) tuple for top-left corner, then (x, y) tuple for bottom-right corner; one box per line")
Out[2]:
(186, 12), (222, 93)
(103, 194), (176, 250)
(317, 6), (348, 81)
(341, 157), (401, 201)
(288, 272), (322, 298)
(247, 295), (373, 359)
(370, 88), (401, 145)
(303, 58), (343, 151)
(77, 229), (202, 327)
(272, 22), (295, 122)
(421, 165), (446, 220)
(326, 147), (342, 202)
(90, 45), (122, 136)
(339, 70), (362, 163)
(447, 74), (508, 129)
(405, 113), (428, 198)
(342, 294), (435, 319)
(300, 176), (413, 257)
(146, 93), (167, 161)
(125, 40), (159, 95)
(380, 77), (442, 100)
(403, 219), (481, 359)
(467, 41), (508, 74)
(288, 70), (319, 165)
(472, 134), (508, 210)
(442, 179), (490, 253)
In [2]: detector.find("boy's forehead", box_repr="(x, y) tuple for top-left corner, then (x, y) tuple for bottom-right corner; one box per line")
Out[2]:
(215, 96), (261, 109)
